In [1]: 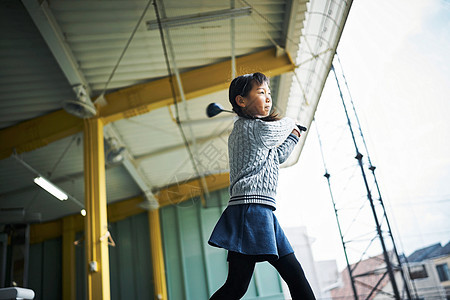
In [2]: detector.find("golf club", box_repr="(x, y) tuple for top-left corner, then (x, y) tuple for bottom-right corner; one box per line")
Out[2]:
(206, 102), (233, 118)
(206, 102), (307, 132)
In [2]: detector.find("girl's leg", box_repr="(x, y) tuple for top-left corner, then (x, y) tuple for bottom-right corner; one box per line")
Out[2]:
(210, 252), (256, 300)
(270, 253), (316, 300)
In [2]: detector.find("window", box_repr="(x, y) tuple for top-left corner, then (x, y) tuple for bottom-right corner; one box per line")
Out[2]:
(436, 263), (450, 282)
(409, 265), (428, 280)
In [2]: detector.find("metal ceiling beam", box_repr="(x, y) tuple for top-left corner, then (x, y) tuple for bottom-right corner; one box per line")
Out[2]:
(157, 172), (229, 207)
(104, 124), (159, 209)
(0, 110), (82, 160)
(0, 47), (294, 160)
(22, 0), (91, 94)
(146, 6), (252, 30)
(98, 47), (295, 124)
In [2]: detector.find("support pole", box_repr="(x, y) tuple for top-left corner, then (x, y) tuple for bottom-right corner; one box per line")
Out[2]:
(62, 216), (76, 300)
(316, 121), (358, 300)
(371, 168), (414, 300)
(337, 56), (413, 299)
(148, 210), (168, 300)
(331, 65), (402, 299)
(325, 173), (359, 300)
(83, 118), (110, 300)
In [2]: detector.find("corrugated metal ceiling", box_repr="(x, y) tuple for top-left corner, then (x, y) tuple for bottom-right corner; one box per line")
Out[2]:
(0, 0), (352, 222)
(52, 0), (300, 94)
(0, 0), (74, 129)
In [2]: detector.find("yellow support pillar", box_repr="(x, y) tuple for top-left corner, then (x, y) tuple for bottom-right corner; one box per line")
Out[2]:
(62, 215), (76, 300)
(148, 210), (168, 300)
(83, 118), (110, 300)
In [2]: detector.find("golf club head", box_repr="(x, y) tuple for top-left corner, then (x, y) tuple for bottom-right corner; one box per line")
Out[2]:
(206, 102), (225, 118)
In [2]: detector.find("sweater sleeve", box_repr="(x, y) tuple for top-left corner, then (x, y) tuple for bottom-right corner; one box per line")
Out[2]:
(254, 117), (296, 149)
(277, 133), (299, 163)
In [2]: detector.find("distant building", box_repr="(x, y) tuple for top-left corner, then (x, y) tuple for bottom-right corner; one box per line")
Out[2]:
(282, 226), (342, 299)
(328, 242), (450, 300)
(315, 259), (341, 299)
(282, 226), (322, 299)
(404, 242), (450, 300)
(330, 253), (393, 300)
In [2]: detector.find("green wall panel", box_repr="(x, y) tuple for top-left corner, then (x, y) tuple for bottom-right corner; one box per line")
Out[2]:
(28, 241), (43, 299)
(27, 189), (284, 300)
(109, 212), (153, 300)
(255, 263), (284, 296)
(75, 212), (154, 300)
(161, 206), (185, 300)
(160, 188), (285, 300)
(29, 237), (62, 300)
(200, 199), (228, 294)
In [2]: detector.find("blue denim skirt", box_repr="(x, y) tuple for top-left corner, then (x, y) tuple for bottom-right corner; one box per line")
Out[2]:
(208, 204), (294, 262)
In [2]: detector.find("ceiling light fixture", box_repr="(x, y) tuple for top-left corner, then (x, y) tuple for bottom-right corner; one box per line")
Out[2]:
(146, 7), (252, 30)
(105, 137), (126, 165)
(34, 176), (68, 201)
(62, 84), (97, 118)
(12, 153), (85, 216)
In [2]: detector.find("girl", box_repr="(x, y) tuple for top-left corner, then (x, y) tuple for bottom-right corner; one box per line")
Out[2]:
(208, 72), (316, 299)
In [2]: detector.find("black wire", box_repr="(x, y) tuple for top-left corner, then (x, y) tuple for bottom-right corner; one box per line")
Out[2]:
(152, 0), (180, 124)
(100, 0), (153, 96)
(152, 0), (207, 197)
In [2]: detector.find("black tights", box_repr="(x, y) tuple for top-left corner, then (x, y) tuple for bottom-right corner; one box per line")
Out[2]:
(210, 252), (316, 300)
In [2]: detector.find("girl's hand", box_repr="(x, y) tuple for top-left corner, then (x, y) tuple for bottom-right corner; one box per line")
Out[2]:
(291, 128), (301, 137)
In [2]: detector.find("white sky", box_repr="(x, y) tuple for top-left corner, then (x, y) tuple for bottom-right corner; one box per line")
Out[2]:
(276, 0), (450, 270)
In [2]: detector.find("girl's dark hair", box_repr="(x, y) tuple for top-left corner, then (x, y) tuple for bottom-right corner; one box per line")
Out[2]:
(228, 72), (280, 121)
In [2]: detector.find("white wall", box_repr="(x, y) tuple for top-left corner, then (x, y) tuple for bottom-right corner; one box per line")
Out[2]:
(282, 226), (322, 299)
(316, 260), (341, 299)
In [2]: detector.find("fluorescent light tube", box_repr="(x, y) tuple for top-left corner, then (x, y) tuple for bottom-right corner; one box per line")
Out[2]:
(34, 176), (68, 201)
(147, 7), (252, 30)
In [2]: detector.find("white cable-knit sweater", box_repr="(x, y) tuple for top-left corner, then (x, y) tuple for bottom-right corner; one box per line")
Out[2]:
(228, 117), (299, 210)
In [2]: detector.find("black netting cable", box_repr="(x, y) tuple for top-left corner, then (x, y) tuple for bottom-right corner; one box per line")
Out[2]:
(152, 0), (208, 200)
(99, 0), (153, 98)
